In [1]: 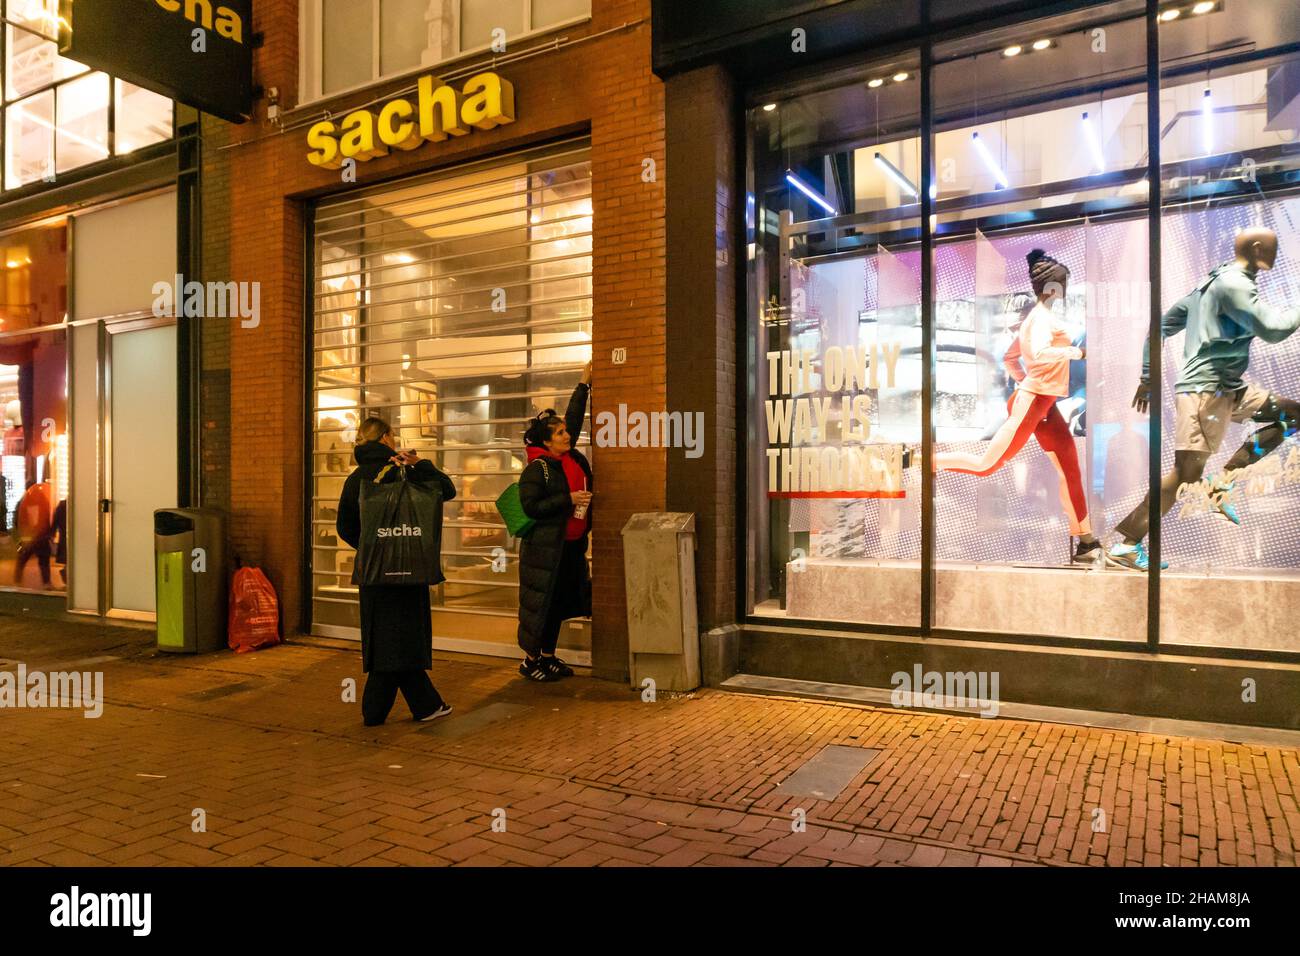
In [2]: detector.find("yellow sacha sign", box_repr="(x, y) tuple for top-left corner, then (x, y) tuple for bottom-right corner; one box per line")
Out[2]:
(306, 72), (516, 168)
(154, 0), (245, 42)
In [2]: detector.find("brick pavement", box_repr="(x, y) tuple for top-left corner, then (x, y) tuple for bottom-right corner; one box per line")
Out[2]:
(1, 616), (1297, 867)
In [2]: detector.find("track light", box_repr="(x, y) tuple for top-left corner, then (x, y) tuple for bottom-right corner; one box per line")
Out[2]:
(892, 71), (909, 82)
(785, 170), (838, 216)
(1159, 8), (1181, 21)
(762, 103), (776, 112)
(873, 153), (919, 199)
(1032, 39), (1052, 51)
(1191, 1), (1215, 12)
(1081, 111), (1105, 173)
(868, 78), (884, 88)
(971, 132), (1009, 189)
(1003, 45), (1022, 57)
(1202, 88), (1214, 155)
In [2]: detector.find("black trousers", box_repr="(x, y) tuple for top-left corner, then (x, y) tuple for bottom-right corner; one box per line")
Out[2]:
(362, 669), (444, 726)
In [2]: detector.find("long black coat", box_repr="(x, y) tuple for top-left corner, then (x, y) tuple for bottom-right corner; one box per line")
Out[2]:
(336, 441), (456, 672)
(517, 383), (593, 652)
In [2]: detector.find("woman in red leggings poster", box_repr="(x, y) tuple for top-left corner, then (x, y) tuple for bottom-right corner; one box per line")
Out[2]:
(933, 249), (1100, 565)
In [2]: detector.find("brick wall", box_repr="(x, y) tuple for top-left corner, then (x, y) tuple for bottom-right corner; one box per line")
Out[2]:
(203, 0), (666, 677)
(664, 65), (738, 632)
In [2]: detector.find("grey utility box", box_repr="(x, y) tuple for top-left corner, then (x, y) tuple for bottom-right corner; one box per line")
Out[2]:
(621, 512), (699, 692)
(154, 508), (228, 653)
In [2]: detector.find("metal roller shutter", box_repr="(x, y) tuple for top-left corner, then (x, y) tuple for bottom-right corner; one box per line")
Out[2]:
(309, 139), (592, 637)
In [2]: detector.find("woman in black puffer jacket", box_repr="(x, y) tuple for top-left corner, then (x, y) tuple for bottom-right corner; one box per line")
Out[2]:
(517, 363), (593, 682)
(336, 417), (457, 725)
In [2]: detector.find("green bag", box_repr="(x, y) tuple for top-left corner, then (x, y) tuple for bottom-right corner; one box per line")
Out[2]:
(495, 459), (548, 539)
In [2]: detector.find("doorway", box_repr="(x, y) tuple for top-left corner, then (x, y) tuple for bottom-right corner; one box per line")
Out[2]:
(103, 320), (177, 618)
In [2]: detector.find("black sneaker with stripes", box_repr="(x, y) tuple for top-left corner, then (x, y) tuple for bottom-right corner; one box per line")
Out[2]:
(540, 654), (574, 678)
(519, 656), (562, 682)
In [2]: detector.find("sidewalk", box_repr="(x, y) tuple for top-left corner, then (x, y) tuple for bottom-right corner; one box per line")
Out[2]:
(1, 614), (1296, 867)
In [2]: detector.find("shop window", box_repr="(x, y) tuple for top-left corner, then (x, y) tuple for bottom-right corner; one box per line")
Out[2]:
(55, 72), (109, 174)
(1155, 0), (1300, 651)
(114, 81), (173, 155)
(0, 220), (69, 594)
(305, 0), (592, 101)
(310, 142), (593, 640)
(6, 90), (54, 188)
(928, 1), (1151, 641)
(745, 0), (1300, 653)
(747, 55), (924, 626)
(0, 1), (174, 189)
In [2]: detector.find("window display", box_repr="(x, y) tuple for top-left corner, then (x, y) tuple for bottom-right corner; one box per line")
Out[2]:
(746, 0), (1300, 652)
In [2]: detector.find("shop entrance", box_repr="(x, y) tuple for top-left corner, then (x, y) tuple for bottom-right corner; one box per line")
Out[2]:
(309, 139), (594, 660)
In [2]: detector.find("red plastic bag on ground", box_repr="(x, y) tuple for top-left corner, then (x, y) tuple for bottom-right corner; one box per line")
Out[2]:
(228, 566), (280, 653)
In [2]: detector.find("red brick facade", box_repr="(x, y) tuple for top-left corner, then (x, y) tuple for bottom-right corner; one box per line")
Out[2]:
(200, 1), (667, 678)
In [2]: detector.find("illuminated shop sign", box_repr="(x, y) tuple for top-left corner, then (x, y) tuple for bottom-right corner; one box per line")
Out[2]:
(58, 0), (254, 123)
(305, 72), (516, 168)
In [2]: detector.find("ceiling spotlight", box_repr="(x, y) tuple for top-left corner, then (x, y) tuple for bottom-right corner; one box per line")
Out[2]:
(868, 78), (884, 88)
(762, 103), (776, 111)
(1004, 45), (1023, 57)
(1032, 39), (1052, 51)
(1191, 1), (1215, 12)
(892, 71), (909, 82)
(1159, 8), (1181, 21)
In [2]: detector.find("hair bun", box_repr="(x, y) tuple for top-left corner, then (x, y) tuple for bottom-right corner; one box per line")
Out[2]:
(1026, 248), (1047, 267)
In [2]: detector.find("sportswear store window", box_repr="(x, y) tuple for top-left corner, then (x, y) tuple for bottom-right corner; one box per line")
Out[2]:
(746, 0), (1300, 654)
(310, 140), (593, 655)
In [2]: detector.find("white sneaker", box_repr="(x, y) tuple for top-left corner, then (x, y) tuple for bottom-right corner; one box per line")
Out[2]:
(417, 703), (453, 722)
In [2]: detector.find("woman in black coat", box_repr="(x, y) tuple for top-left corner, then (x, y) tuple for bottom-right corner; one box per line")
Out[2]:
(517, 363), (593, 681)
(336, 417), (457, 725)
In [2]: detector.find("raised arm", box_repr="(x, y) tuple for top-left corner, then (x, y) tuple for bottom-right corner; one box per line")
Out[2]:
(1219, 271), (1300, 344)
(564, 380), (590, 445)
(412, 458), (457, 501)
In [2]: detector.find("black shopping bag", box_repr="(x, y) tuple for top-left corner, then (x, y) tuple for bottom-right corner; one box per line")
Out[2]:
(357, 465), (445, 587)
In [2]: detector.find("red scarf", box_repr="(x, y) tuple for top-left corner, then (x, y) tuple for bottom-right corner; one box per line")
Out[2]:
(527, 446), (589, 540)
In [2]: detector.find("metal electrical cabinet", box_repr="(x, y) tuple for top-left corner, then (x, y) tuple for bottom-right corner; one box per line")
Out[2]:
(621, 512), (699, 691)
(154, 508), (228, 653)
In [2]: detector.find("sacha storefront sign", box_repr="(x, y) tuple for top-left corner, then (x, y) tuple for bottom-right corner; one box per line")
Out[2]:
(305, 73), (516, 168)
(58, 0), (253, 123)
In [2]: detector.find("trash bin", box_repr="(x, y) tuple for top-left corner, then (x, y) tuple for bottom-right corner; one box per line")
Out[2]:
(621, 512), (699, 692)
(154, 508), (227, 653)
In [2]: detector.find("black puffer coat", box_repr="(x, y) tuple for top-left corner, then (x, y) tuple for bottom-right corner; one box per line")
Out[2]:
(517, 383), (593, 652)
(336, 441), (456, 672)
